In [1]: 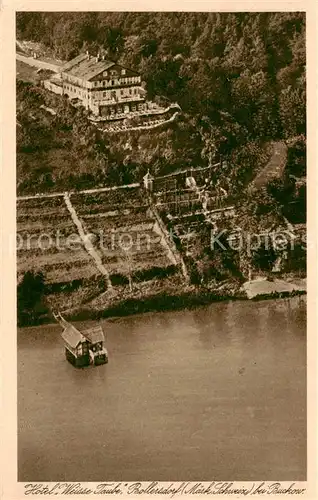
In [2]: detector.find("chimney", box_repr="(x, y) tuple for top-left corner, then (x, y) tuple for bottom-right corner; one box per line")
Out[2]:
(86, 50), (90, 60)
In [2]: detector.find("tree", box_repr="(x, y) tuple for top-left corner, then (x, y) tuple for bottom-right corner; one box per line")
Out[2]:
(251, 242), (277, 271)
(100, 27), (124, 58)
(119, 250), (134, 292)
(17, 271), (47, 325)
(279, 77), (306, 138)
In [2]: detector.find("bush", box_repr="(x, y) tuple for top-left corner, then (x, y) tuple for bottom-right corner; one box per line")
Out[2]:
(17, 271), (48, 326)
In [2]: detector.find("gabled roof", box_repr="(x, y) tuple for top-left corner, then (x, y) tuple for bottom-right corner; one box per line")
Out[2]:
(143, 170), (154, 181)
(82, 325), (104, 344)
(83, 61), (115, 81)
(61, 54), (116, 81)
(62, 324), (86, 349)
(61, 53), (87, 72)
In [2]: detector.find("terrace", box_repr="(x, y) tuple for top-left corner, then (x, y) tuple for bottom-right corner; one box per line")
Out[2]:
(17, 197), (99, 285)
(69, 187), (177, 279)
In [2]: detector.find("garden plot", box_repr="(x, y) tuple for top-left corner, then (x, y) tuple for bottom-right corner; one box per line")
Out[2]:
(155, 189), (202, 217)
(17, 197), (77, 243)
(18, 248), (97, 281)
(17, 215), (75, 237)
(171, 215), (207, 257)
(17, 185), (179, 295)
(17, 197), (102, 283)
(152, 165), (220, 194)
(70, 188), (176, 277)
(17, 196), (66, 211)
(70, 186), (144, 214)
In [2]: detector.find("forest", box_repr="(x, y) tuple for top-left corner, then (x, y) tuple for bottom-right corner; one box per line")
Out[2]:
(17, 12), (305, 136)
(16, 13), (306, 323)
(16, 12), (306, 215)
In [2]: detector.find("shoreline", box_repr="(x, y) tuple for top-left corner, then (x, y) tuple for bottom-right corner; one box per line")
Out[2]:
(18, 285), (307, 328)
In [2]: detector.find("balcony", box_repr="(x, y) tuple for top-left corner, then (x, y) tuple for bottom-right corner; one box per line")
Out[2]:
(93, 95), (145, 106)
(91, 78), (142, 90)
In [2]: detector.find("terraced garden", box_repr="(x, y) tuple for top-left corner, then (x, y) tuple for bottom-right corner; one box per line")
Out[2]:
(17, 196), (98, 285)
(17, 169), (238, 319)
(17, 186), (179, 314)
(69, 186), (177, 276)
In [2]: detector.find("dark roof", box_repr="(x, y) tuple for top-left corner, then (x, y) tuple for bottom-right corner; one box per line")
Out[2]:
(82, 325), (104, 344)
(61, 324), (85, 349)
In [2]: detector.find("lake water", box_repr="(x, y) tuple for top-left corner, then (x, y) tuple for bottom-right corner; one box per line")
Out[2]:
(18, 297), (306, 481)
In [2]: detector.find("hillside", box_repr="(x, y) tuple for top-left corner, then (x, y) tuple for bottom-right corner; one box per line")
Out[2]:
(17, 12), (305, 134)
(17, 12), (305, 192)
(16, 12), (306, 324)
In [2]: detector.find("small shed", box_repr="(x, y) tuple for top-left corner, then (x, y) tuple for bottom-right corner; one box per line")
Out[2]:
(143, 170), (154, 191)
(61, 324), (85, 350)
(61, 323), (90, 367)
(185, 176), (197, 190)
(55, 312), (108, 367)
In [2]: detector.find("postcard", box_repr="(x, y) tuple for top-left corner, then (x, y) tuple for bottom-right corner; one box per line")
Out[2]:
(1, 1), (317, 498)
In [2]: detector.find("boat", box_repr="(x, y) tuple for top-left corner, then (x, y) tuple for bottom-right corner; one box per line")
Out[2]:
(54, 312), (108, 367)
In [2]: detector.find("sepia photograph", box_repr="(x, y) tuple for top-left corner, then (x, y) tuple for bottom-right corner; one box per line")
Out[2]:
(14, 9), (308, 485)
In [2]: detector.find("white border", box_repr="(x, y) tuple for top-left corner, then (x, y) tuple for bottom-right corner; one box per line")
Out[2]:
(1, 2), (317, 499)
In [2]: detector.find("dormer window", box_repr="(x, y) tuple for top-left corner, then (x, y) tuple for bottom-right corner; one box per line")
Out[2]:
(103, 71), (108, 76)
(121, 69), (126, 75)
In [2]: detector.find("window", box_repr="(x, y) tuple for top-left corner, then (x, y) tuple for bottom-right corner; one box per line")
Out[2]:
(94, 81), (97, 87)
(121, 69), (126, 75)
(103, 71), (108, 77)
(120, 90), (124, 95)
(103, 92), (106, 97)
(103, 81), (105, 86)
(129, 88), (132, 95)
